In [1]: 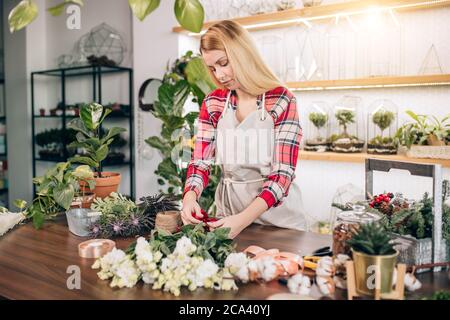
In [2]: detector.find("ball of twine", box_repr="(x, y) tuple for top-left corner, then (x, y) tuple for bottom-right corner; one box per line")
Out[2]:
(155, 211), (182, 233)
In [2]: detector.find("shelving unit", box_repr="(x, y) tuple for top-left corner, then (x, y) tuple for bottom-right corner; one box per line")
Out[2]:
(173, 0), (450, 34)
(298, 150), (450, 167)
(31, 65), (135, 199)
(0, 80), (7, 207)
(287, 74), (450, 91)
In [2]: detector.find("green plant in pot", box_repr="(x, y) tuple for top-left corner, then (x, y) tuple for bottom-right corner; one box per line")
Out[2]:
(331, 109), (364, 153)
(308, 112), (328, 143)
(347, 222), (398, 297)
(26, 163), (96, 229)
(145, 51), (220, 214)
(67, 103), (126, 199)
(368, 110), (397, 155)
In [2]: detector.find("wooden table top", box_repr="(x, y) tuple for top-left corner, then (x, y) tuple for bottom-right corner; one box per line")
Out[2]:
(0, 217), (448, 300)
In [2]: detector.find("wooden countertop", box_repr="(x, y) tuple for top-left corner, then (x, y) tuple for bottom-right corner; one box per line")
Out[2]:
(0, 217), (448, 300)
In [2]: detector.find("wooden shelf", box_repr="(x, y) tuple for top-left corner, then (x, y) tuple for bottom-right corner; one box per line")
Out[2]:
(299, 150), (450, 167)
(173, 0), (450, 34)
(287, 74), (450, 91)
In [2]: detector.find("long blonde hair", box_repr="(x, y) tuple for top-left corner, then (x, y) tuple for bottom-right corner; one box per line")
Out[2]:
(200, 20), (283, 96)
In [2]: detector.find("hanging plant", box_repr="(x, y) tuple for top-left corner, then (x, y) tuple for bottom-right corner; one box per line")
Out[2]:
(9, 0), (204, 33)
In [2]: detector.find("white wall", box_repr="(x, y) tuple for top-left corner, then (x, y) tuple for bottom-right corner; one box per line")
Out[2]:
(132, 0), (180, 200)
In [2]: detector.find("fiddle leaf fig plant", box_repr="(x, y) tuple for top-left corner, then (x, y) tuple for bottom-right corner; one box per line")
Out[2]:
(145, 51), (220, 213)
(68, 103), (126, 177)
(9, 0), (204, 33)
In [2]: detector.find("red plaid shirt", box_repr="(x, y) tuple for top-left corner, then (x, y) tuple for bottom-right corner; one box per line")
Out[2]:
(183, 86), (302, 209)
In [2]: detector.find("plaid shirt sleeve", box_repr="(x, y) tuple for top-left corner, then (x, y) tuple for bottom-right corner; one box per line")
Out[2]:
(183, 90), (224, 199)
(257, 88), (303, 208)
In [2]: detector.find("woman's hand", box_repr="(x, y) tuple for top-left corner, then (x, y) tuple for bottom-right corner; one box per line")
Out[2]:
(207, 213), (252, 239)
(181, 191), (203, 225)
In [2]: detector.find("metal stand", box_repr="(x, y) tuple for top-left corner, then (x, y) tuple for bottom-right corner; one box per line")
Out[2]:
(365, 159), (444, 271)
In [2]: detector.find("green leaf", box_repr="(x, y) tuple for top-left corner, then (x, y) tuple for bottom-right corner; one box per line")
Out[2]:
(214, 227), (231, 240)
(8, 0), (38, 33)
(204, 232), (216, 250)
(174, 0), (204, 33)
(128, 0), (160, 21)
(95, 145), (109, 162)
(32, 209), (45, 229)
(68, 156), (98, 168)
(80, 103), (104, 131)
(48, 1), (83, 16)
(71, 165), (94, 181)
(13, 199), (27, 210)
(67, 118), (90, 137)
(185, 57), (216, 96)
(87, 179), (96, 191)
(53, 183), (75, 210)
(145, 136), (169, 153)
(157, 158), (179, 178)
(101, 127), (126, 144)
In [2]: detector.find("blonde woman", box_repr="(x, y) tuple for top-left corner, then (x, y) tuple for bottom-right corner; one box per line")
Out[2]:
(181, 20), (306, 238)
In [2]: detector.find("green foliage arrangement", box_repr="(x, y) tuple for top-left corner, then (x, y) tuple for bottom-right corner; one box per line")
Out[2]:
(88, 193), (181, 238)
(145, 51), (220, 213)
(9, 0), (205, 34)
(26, 163), (95, 229)
(396, 110), (450, 149)
(127, 223), (235, 267)
(347, 222), (396, 256)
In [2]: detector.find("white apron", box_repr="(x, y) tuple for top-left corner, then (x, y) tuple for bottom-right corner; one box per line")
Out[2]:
(214, 90), (307, 231)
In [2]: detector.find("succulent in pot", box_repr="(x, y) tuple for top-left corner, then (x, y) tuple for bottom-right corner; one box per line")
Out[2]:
(68, 102), (126, 198)
(346, 222), (398, 297)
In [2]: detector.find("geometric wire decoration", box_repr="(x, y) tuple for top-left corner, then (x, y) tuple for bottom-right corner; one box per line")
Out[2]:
(80, 23), (126, 66)
(418, 44), (444, 75)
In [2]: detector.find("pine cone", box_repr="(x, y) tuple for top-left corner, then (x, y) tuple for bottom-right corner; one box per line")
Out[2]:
(378, 201), (393, 216)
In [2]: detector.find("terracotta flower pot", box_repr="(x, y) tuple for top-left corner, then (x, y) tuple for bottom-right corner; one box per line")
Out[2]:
(427, 134), (446, 146)
(80, 172), (121, 199)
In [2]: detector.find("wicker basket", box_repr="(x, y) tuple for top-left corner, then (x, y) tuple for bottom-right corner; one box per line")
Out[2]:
(406, 145), (450, 160)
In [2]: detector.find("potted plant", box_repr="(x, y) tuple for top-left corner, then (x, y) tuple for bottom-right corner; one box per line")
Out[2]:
(68, 103), (126, 198)
(347, 222), (398, 297)
(304, 102), (331, 152)
(145, 50), (221, 214)
(368, 108), (397, 155)
(330, 107), (365, 153)
(396, 111), (450, 159)
(26, 162), (96, 229)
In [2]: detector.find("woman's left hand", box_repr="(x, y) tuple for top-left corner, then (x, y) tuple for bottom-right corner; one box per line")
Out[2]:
(207, 213), (252, 239)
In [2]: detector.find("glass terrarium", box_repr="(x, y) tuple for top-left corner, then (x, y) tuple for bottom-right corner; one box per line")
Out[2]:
(330, 96), (365, 153)
(367, 100), (399, 155)
(304, 101), (331, 152)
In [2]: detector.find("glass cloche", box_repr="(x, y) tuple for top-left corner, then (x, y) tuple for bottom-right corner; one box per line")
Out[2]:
(367, 99), (399, 155)
(304, 101), (331, 152)
(330, 96), (365, 153)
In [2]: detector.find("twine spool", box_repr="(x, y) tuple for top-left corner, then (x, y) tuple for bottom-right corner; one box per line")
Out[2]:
(155, 211), (182, 233)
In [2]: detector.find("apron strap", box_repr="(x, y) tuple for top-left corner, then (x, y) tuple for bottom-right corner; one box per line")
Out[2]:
(222, 90), (232, 119)
(260, 93), (266, 121)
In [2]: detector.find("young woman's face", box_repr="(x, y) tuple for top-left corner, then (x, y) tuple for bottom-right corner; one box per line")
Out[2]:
(202, 50), (240, 90)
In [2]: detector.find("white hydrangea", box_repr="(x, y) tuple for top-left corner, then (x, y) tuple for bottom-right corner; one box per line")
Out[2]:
(287, 273), (311, 295)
